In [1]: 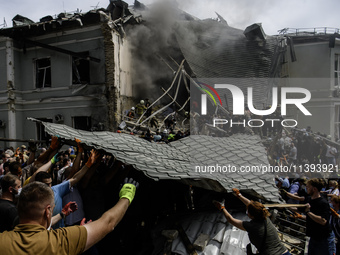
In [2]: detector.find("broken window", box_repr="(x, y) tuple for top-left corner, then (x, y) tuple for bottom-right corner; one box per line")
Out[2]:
(73, 116), (91, 131)
(72, 53), (90, 85)
(35, 58), (51, 88)
(335, 54), (340, 86)
(36, 118), (53, 141)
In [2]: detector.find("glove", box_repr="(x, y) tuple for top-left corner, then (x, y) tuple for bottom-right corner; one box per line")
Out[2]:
(119, 178), (139, 204)
(290, 212), (303, 219)
(61, 202), (78, 217)
(331, 208), (340, 218)
(80, 218), (92, 226)
(213, 199), (225, 211)
(232, 188), (241, 197)
(85, 149), (100, 168)
(75, 138), (84, 153)
(15, 147), (20, 157)
(50, 136), (60, 150)
(51, 153), (59, 164)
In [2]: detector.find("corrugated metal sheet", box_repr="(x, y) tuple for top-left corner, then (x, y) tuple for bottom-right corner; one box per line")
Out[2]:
(158, 211), (251, 255)
(30, 119), (280, 202)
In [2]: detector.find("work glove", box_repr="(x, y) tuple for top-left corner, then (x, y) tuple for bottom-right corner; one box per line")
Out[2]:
(232, 188), (241, 197)
(50, 136), (60, 150)
(80, 218), (93, 226)
(75, 138), (84, 153)
(213, 199), (225, 211)
(331, 208), (340, 218)
(119, 178), (139, 204)
(290, 211), (303, 219)
(85, 149), (100, 168)
(61, 201), (78, 217)
(51, 153), (59, 164)
(15, 147), (20, 157)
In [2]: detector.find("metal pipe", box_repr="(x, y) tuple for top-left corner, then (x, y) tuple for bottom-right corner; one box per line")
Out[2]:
(276, 230), (306, 243)
(277, 211), (307, 224)
(279, 239), (304, 251)
(161, 87), (182, 108)
(141, 69), (183, 127)
(133, 60), (185, 128)
(276, 216), (306, 229)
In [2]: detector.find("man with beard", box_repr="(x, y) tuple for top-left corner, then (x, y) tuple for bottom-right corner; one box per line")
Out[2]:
(0, 174), (21, 232)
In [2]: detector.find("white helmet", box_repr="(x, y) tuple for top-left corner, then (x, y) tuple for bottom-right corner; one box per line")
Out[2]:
(163, 129), (168, 134)
(131, 107), (135, 110)
(140, 100), (144, 104)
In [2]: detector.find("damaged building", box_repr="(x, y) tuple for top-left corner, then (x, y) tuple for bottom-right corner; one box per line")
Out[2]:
(0, 0), (287, 148)
(279, 27), (340, 140)
(0, 1), (189, 148)
(0, 0), (330, 254)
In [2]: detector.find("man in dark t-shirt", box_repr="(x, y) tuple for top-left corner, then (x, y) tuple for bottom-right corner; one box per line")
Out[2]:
(304, 178), (331, 255)
(0, 199), (17, 232)
(0, 174), (20, 232)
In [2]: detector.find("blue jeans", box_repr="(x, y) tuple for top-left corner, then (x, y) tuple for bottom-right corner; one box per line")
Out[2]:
(308, 237), (330, 255)
(283, 251), (292, 255)
(328, 231), (336, 255)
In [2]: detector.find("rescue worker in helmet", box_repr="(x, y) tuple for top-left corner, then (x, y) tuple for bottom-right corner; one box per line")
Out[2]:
(127, 107), (135, 120)
(135, 100), (147, 118)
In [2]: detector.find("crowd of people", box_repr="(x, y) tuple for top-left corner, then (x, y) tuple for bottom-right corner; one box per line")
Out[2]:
(272, 127), (339, 169)
(1, 130), (340, 254)
(274, 174), (340, 255)
(0, 137), (138, 254)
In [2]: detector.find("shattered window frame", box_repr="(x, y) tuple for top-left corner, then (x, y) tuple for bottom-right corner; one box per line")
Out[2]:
(36, 118), (53, 141)
(72, 116), (92, 131)
(72, 53), (90, 85)
(35, 57), (51, 88)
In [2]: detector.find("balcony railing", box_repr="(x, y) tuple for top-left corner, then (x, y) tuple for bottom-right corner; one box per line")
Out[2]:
(278, 27), (340, 36)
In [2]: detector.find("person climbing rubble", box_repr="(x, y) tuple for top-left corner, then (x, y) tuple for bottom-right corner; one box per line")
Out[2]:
(135, 100), (147, 118)
(126, 107), (135, 120)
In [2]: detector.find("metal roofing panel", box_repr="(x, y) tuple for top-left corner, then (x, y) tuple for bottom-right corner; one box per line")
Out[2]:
(31, 119), (280, 202)
(171, 211), (251, 255)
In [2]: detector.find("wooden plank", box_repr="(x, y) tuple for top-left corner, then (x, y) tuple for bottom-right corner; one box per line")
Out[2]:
(263, 203), (307, 208)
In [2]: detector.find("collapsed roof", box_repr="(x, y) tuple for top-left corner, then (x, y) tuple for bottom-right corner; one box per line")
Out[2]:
(174, 19), (283, 111)
(29, 118), (280, 202)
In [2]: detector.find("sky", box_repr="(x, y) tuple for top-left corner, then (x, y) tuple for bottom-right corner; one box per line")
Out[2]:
(0, 0), (339, 35)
